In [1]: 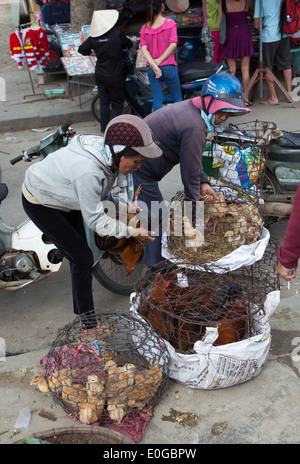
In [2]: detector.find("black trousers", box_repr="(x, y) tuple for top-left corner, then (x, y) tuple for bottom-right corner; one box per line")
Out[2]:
(96, 75), (125, 132)
(22, 195), (95, 320)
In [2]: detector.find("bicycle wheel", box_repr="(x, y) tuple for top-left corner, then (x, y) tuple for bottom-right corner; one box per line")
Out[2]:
(91, 94), (101, 123)
(92, 250), (144, 296)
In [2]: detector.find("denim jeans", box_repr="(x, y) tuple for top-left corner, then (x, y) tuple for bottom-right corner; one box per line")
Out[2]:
(147, 65), (182, 111)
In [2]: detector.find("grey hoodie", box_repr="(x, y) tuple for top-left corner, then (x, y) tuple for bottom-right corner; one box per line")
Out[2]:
(24, 134), (134, 238)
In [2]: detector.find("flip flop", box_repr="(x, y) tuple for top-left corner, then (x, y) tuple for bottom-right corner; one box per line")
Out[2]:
(245, 100), (253, 107)
(260, 100), (280, 105)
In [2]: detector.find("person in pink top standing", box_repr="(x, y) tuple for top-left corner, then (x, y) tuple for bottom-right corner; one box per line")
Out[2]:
(139, 0), (182, 111)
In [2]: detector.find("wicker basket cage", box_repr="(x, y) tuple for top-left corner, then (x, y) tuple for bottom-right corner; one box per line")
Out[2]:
(18, 426), (134, 444)
(134, 239), (280, 354)
(42, 313), (170, 426)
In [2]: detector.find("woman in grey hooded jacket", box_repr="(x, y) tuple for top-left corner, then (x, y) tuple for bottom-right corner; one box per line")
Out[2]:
(22, 115), (162, 330)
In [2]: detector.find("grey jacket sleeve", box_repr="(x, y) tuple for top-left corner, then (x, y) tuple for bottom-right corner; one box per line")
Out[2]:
(73, 172), (134, 238)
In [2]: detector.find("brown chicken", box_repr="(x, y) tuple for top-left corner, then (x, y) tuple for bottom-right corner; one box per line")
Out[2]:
(139, 272), (176, 342)
(214, 300), (247, 346)
(97, 184), (144, 276)
(170, 285), (214, 352)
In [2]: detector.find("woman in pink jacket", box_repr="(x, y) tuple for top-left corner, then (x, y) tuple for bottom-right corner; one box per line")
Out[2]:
(139, 0), (182, 111)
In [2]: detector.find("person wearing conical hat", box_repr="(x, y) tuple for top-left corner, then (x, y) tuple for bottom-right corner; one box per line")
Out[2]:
(78, 10), (133, 132)
(165, 0), (189, 12)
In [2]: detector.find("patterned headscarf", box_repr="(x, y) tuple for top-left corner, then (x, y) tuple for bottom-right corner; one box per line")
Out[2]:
(79, 135), (134, 204)
(104, 144), (134, 204)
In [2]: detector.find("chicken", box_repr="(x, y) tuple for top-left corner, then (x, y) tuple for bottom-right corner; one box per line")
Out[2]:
(110, 359), (163, 414)
(78, 403), (100, 425)
(30, 376), (50, 393)
(171, 286), (215, 352)
(204, 193), (228, 233)
(61, 378), (87, 407)
(214, 300), (247, 346)
(105, 360), (163, 423)
(139, 272), (176, 342)
(106, 396), (128, 424)
(105, 360), (137, 396)
(120, 237), (144, 277)
(78, 374), (106, 424)
(95, 185), (144, 276)
(119, 184), (144, 276)
(86, 374), (106, 397)
(182, 216), (205, 251)
(30, 369), (80, 393)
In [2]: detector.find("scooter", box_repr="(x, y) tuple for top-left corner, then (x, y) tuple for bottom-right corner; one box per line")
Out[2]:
(0, 121), (141, 295)
(91, 53), (228, 120)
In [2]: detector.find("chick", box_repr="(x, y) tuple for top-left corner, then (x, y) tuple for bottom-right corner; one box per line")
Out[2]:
(86, 374), (106, 396)
(30, 375), (49, 393)
(78, 403), (99, 425)
(78, 392), (106, 424)
(118, 359), (163, 411)
(106, 396), (128, 424)
(105, 360), (137, 396)
(30, 369), (80, 393)
(61, 378), (87, 407)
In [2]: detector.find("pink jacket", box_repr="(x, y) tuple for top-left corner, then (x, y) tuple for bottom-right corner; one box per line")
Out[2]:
(139, 18), (178, 66)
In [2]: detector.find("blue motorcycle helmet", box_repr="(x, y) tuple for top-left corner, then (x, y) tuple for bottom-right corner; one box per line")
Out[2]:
(193, 73), (251, 115)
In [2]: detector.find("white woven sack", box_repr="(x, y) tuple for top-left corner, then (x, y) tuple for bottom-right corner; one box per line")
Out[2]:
(129, 290), (280, 390)
(162, 227), (270, 273)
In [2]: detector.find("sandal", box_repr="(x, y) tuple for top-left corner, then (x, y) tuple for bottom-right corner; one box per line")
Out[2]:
(245, 100), (253, 107)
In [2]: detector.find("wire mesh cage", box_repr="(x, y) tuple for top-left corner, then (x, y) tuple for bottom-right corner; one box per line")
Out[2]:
(133, 249), (280, 354)
(203, 120), (277, 189)
(166, 184), (264, 266)
(41, 313), (170, 426)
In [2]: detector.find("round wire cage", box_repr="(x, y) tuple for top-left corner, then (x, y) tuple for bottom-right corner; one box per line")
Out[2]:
(167, 184), (264, 266)
(42, 312), (170, 426)
(203, 120), (277, 190)
(134, 253), (279, 354)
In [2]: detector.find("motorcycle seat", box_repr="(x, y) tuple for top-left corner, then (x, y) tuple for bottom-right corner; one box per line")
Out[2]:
(276, 130), (300, 148)
(178, 61), (222, 84)
(0, 183), (8, 202)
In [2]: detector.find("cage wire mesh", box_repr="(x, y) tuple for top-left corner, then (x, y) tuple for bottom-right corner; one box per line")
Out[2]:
(134, 251), (279, 354)
(202, 120), (277, 190)
(43, 312), (170, 426)
(167, 183), (264, 266)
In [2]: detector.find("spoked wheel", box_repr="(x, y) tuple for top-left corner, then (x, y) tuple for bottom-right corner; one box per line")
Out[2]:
(92, 251), (144, 296)
(91, 94), (100, 123)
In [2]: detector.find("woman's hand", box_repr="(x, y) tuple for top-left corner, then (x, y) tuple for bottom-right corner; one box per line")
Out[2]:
(276, 263), (296, 281)
(132, 227), (155, 243)
(201, 183), (219, 201)
(151, 63), (162, 78)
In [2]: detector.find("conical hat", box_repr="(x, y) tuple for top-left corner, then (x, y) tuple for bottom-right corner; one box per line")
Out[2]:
(89, 9), (119, 37)
(166, 0), (189, 13)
